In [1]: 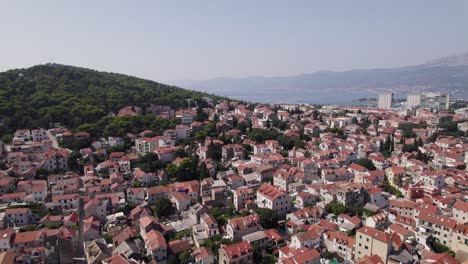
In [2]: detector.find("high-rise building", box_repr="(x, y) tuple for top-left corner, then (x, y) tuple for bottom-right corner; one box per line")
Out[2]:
(406, 92), (450, 110)
(407, 93), (422, 108)
(421, 92), (450, 110)
(378, 93), (393, 109)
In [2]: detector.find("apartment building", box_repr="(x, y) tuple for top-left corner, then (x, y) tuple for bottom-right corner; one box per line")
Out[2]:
(354, 226), (392, 263)
(256, 183), (291, 215)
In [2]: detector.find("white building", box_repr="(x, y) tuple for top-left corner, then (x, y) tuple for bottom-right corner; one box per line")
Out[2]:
(256, 183), (291, 215)
(378, 93), (393, 109)
(407, 93), (422, 108)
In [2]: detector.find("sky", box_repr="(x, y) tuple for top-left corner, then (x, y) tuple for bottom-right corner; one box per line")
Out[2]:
(1, 0), (468, 82)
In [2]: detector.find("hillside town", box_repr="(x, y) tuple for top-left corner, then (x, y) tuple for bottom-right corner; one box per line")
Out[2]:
(0, 95), (467, 264)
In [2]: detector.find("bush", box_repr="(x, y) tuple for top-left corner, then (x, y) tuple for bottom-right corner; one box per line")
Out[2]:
(153, 197), (175, 219)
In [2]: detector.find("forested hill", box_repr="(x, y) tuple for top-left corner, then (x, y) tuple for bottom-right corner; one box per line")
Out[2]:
(0, 64), (220, 134)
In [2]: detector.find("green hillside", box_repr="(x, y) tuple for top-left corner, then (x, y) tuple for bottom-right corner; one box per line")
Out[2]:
(0, 64), (220, 136)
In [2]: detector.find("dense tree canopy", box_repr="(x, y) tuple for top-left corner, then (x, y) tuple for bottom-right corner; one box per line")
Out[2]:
(153, 197), (175, 218)
(254, 208), (279, 229)
(0, 64), (222, 136)
(356, 158), (376, 171)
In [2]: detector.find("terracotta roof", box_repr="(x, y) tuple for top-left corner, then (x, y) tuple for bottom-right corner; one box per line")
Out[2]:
(168, 239), (191, 254)
(193, 247), (213, 260)
(144, 230), (167, 251)
(453, 200), (468, 212)
(228, 214), (261, 230)
(222, 240), (253, 260)
(349, 163), (367, 172)
(422, 253), (459, 264)
(418, 211), (457, 229)
(102, 254), (138, 264)
(357, 254), (385, 264)
(257, 183), (287, 200)
(14, 230), (43, 244)
(283, 248), (320, 264)
(357, 226), (391, 243)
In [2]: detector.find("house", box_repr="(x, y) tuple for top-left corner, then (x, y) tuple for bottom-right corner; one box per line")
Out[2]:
(367, 187), (389, 209)
(4, 208), (33, 226)
(385, 166), (406, 187)
(155, 146), (179, 163)
(452, 200), (468, 223)
(323, 230), (355, 261)
(419, 171), (445, 188)
(200, 213), (219, 237)
(102, 254), (138, 264)
(83, 216), (101, 241)
(219, 240), (253, 264)
(365, 212), (388, 229)
(13, 230), (45, 251)
(175, 125), (191, 140)
(171, 192), (191, 212)
(138, 216), (159, 238)
(256, 183), (291, 215)
(42, 149), (69, 171)
(273, 170), (294, 191)
(369, 154), (388, 170)
(84, 198), (108, 222)
(233, 188), (254, 211)
(226, 214), (262, 240)
(0, 228), (16, 252)
(135, 137), (158, 153)
(354, 226), (393, 263)
(52, 193), (79, 210)
(421, 252), (459, 264)
(126, 187), (146, 205)
(193, 247), (214, 264)
(357, 254), (385, 264)
(168, 239), (191, 256)
(416, 211), (457, 246)
(242, 230), (271, 249)
(144, 230), (167, 262)
(295, 191), (316, 209)
(286, 207), (321, 225)
(176, 110), (195, 124)
(279, 247), (321, 264)
(290, 229), (321, 249)
(84, 239), (113, 264)
(389, 199), (416, 218)
(222, 144), (245, 162)
(146, 186), (171, 204)
(133, 168), (156, 185)
(335, 182), (368, 207)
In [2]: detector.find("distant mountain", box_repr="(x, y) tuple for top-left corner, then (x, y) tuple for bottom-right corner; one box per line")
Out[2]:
(177, 53), (468, 104)
(0, 64), (219, 133)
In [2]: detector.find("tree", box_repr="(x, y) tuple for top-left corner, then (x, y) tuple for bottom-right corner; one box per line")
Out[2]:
(195, 105), (208, 122)
(255, 208), (278, 229)
(165, 163), (179, 179)
(356, 158), (376, 171)
(179, 251), (192, 264)
(67, 151), (82, 173)
(199, 162), (210, 180)
(136, 153), (165, 172)
(417, 137), (424, 147)
(207, 140), (221, 159)
(153, 197), (175, 218)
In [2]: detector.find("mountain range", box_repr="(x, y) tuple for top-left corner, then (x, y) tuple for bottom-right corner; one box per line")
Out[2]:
(175, 52), (468, 104)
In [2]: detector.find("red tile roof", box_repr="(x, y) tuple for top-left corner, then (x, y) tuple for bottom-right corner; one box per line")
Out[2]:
(222, 240), (253, 260)
(357, 226), (391, 243)
(257, 183), (287, 200)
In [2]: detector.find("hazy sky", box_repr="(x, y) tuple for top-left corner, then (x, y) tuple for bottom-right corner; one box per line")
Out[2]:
(1, 1), (468, 82)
